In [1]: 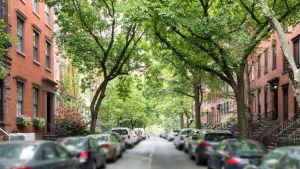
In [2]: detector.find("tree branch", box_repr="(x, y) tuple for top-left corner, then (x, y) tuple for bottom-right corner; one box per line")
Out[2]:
(174, 90), (194, 98)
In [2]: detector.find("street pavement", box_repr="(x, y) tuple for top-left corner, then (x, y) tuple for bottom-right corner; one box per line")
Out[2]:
(107, 137), (206, 169)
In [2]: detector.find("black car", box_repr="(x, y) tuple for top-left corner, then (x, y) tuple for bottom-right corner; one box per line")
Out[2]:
(207, 139), (267, 169)
(59, 137), (106, 169)
(0, 141), (80, 169)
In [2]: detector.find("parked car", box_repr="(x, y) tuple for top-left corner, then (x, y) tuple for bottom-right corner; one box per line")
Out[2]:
(88, 133), (123, 162)
(207, 139), (267, 169)
(174, 128), (192, 150)
(0, 141), (80, 169)
(111, 127), (135, 148)
(167, 129), (180, 141)
(188, 130), (233, 165)
(244, 146), (300, 169)
(58, 137), (106, 169)
(184, 129), (200, 153)
(134, 128), (146, 141)
(111, 132), (127, 152)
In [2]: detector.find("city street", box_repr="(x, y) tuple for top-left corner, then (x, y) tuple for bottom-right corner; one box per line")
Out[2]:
(107, 137), (206, 169)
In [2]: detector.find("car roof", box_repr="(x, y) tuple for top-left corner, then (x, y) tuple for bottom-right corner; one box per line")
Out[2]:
(202, 129), (232, 134)
(0, 140), (53, 145)
(112, 127), (130, 130)
(89, 134), (110, 137)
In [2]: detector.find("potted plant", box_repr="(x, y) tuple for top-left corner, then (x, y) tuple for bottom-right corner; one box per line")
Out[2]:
(16, 116), (32, 127)
(32, 117), (46, 128)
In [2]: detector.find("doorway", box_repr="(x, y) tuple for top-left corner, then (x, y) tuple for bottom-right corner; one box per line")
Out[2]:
(283, 85), (289, 121)
(46, 92), (53, 133)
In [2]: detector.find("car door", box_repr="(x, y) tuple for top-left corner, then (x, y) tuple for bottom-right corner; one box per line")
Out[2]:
(55, 144), (79, 169)
(40, 143), (62, 169)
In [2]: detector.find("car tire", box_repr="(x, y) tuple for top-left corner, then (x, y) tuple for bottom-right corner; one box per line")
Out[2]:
(195, 154), (201, 165)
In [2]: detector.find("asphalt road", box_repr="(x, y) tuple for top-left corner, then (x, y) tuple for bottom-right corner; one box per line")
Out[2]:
(107, 137), (206, 169)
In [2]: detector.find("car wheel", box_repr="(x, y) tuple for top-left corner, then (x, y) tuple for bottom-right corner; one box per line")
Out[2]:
(91, 162), (97, 169)
(111, 151), (117, 163)
(101, 159), (107, 169)
(195, 153), (201, 165)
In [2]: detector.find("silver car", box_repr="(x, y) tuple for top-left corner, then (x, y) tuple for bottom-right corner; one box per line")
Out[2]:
(174, 128), (192, 150)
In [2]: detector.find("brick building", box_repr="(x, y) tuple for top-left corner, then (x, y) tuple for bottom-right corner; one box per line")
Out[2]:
(249, 23), (300, 123)
(0, 0), (56, 138)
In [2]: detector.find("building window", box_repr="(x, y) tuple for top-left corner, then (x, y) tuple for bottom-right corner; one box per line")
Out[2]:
(294, 38), (300, 67)
(32, 0), (38, 14)
(264, 87), (268, 118)
(258, 55), (261, 78)
(17, 17), (24, 53)
(16, 82), (24, 116)
(258, 88), (261, 115)
(33, 30), (39, 62)
(272, 42), (277, 69)
(264, 49), (268, 73)
(46, 41), (51, 69)
(45, 4), (50, 26)
(0, 80), (3, 121)
(55, 58), (60, 81)
(33, 88), (39, 117)
(226, 102), (229, 114)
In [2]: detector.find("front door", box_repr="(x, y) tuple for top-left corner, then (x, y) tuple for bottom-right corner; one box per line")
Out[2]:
(273, 89), (279, 120)
(0, 80), (3, 121)
(283, 85), (289, 120)
(46, 92), (53, 133)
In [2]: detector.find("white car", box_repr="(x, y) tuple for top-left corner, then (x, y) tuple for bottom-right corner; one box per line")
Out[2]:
(167, 129), (180, 141)
(111, 127), (135, 148)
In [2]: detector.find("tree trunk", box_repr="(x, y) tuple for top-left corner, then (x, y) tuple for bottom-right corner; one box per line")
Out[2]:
(258, 0), (300, 108)
(180, 113), (184, 129)
(90, 80), (109, 134)
(234, 74), (251, 138)
(194, 81), (201, 129)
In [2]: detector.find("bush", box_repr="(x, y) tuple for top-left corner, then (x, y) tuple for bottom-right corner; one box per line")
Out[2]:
(55, 108), (88, 136)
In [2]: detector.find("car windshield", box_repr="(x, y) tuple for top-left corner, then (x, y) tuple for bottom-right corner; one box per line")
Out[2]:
(0, 144), (37, 160)
(182, 130), (191, 135)
(63, 138), (87, 149)
(204, 133), (233, 142)
(112, 129), (128, 135)
(97, 136), (109, 141)
(229, 140), (265, 154)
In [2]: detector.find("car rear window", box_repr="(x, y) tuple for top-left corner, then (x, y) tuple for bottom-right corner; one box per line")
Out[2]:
(204, 133), (233, 142)
(112, 129), (128, 135)
(173, 130), (180, 134)
(182, 130), (191, 135)
(63, 138), (88, 149)
(229, 140), (265, 154)
(0, 144), (37, 160)
(97, 136), (109, 141)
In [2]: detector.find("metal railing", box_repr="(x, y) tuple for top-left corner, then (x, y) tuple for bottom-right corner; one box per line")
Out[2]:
(0, 128), (9, 141)
(46, 123), (69, 138)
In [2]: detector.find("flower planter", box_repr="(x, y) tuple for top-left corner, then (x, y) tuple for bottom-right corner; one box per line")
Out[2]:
(16, 116), (32, 127)
(32, 118), (46, 128)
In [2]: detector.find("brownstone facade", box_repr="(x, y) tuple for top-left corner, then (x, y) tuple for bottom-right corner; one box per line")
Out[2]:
(0, 0), (56, 139)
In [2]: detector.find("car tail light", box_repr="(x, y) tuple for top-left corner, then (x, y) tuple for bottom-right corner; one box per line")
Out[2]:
(79, 150), (88, 163)
(10, 167), (32, 169)
(199, 142), (212, 147)
(101, 143), (110, 148)
(226, 157), (241, 165)
(128, 135), (131, 139)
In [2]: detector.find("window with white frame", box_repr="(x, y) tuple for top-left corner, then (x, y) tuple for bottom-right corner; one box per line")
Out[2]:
(45, 4), (50, 26)
(46, 41), (51, 69)
(33, 87), (39, 117)
(32, 0), (38, 14)
(33, 30), (39, 62)
(17, 17), (24, 53)
(16, 82), (24, 116)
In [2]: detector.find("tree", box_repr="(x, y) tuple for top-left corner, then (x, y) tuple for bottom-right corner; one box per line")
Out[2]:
(0, 19), (11, 78)
(133, 0), (300, 137)
(50, 0), (147, 133)
(257, 0), (300, 108)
